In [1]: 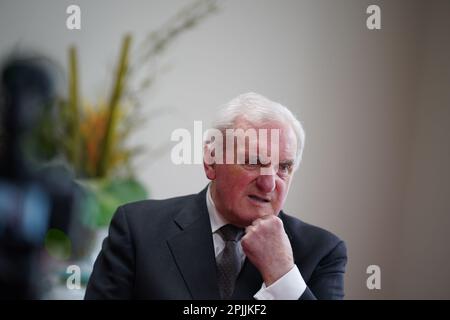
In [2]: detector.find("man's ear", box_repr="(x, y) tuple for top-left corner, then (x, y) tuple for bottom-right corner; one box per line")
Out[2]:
(203, 143), (216, 180)
(203, 161), (216, 180)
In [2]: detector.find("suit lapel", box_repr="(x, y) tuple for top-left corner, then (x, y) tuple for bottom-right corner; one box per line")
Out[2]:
(167, 188), (221, 299)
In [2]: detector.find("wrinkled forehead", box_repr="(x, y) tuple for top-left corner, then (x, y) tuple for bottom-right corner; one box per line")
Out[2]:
(228, 118), (297, 159)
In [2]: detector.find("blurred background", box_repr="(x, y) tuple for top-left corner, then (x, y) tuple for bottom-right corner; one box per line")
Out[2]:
(0, 0), (449, 299)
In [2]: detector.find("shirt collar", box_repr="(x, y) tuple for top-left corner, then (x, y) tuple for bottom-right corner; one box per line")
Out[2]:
(206, 183), (229, 233)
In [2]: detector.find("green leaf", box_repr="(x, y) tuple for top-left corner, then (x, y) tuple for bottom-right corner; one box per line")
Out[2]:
(79, 178), (147, 227)
(97, 35), (132, 177)
(44, 228), (72, 261)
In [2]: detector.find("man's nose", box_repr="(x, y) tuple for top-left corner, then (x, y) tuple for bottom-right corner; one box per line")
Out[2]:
(255, 171), (276, 193)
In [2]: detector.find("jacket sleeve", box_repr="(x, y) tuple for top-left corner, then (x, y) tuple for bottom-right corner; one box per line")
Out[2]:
(300, 240), (348, 300)
(84, 206), (135, 299)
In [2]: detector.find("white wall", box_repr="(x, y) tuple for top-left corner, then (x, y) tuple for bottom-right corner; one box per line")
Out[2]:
(394, 0), (450, 299)
(1, 0), (449, 299)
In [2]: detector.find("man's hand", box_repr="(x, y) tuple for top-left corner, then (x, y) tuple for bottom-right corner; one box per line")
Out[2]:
(241, 215), (294, 286)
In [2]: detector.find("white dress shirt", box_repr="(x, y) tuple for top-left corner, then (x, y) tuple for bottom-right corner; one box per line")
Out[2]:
(206, 185), (306, 300)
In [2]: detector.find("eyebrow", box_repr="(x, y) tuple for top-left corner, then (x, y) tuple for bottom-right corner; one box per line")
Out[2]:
(243, 152), (295, 166)
(279, 160), (295, 166)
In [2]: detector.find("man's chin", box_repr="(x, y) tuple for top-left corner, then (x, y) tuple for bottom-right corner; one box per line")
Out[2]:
(239, 208), (275, 224)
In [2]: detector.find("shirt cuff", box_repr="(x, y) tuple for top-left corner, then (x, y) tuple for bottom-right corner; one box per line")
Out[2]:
(253, 265), (306, 300)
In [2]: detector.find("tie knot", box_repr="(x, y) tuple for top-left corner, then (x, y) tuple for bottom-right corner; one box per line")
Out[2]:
(218, 224), (244, 242)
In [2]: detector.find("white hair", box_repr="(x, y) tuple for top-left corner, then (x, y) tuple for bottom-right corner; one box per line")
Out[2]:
(210, 92), (305, 170)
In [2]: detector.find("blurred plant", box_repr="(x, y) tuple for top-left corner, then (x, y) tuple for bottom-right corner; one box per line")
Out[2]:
(34, 0), (221, 228)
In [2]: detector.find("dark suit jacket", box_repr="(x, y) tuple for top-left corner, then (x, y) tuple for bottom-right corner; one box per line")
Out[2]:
(85, 188), (347, 299)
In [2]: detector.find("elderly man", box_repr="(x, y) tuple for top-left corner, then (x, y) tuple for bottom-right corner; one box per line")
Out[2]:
(85, 92), (347, 300)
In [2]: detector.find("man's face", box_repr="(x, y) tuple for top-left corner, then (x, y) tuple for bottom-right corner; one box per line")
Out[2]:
(204, 119), (297, 227)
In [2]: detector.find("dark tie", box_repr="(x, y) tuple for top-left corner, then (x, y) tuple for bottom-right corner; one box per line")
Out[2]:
(216, 224), (244, 299)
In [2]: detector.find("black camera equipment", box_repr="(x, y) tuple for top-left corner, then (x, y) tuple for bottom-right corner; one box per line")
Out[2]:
(0, 55), (87, 299)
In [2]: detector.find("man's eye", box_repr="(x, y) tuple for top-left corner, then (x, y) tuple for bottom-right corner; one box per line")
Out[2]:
(242, 158), (261, 170)
(245, 162), (259, 168)
(279, 164), (292, 172)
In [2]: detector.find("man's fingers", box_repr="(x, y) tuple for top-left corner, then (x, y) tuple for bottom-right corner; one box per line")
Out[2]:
(245, 225), (257, 234)
(249, 214), (282, 229)
(251, 214), (276, 226)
